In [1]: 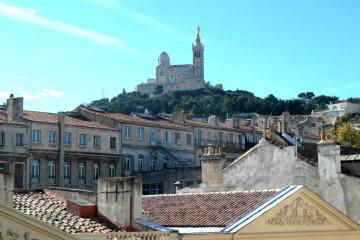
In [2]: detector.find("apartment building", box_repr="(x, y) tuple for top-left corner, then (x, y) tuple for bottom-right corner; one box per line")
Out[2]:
(1, 94), (262, 194)
(187, 115), (262, 163)
(0, 94), (121, 190)
(77, 106), (262, 193)
(0, 111), (28, 189)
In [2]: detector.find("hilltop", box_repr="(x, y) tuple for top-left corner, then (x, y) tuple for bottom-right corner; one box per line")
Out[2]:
(89, 87), (358, 119)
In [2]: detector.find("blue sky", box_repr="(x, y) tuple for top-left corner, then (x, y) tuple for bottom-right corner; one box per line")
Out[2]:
(0, 0), (359, 112)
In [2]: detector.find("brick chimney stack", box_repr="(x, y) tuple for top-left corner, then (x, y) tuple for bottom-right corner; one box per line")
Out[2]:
(201, 146), (226, 188)
(6, 94), (23, 121)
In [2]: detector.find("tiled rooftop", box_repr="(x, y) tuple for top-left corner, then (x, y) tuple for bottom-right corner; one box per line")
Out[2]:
(0, 111), (17, 125)
(79, 107), (193, 131)
(142, 190), (278, 227)
(79, 106), (261, 133)
(13, 192), (117, 234)
(22, 111), (116, 130)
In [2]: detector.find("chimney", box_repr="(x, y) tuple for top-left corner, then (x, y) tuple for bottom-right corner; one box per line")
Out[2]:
(208, 115), (219, 126)
(201, 147), (226, 188)
(171, 109), (185, 125)
(6, 94), (24, 121)
(97, 177), (142, 231)
(225, 118), (240, 128)
(276, 120), (282, 133)
(317, 140), (341, 182)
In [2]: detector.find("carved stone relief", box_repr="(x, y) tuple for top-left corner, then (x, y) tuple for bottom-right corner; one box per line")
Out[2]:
(266, 197), (331, 225)
(0, 222), (39, 240)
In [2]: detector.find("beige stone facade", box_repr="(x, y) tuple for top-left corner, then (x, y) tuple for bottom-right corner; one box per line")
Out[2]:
(77, 107), (262, 193)
(0, 95), (121, 192)
(0, 94), (262, 194)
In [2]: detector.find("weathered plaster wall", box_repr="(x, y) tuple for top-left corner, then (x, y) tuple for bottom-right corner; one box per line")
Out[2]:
(222, 140), (298, 190)
(221, 139), (360, 223)
(340, 175), (360, 223)
(0, 171), (13, 206)
(97, 177), (142, 230)
(44, 187), (97, 203)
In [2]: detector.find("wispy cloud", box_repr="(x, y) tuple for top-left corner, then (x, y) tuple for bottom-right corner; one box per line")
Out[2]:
(16, 88), (64, 100)
(0, 2), (137, 53)
(87, 0), (193, 41)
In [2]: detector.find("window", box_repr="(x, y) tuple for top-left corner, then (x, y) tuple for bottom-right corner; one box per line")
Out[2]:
(79, 134), (86, 146)
(31, 160), (39, 179)
(124, 156), (131, 172)
(64, 161), (70, 181)
(207, 132), (211, 144)
(32, 130), (41, 143)
(124, 126), (131, 140)
(138, 155), (144, 172)
(142, 183), (163, 195)
(110, 137), (116, 149)
(79, 163), (86, 183)
(195, 129), (201, 145)
(216, 132), (223, 146)
(138, 128), (144, 141)
(229, 133), (234, 147)
(150, 159), (156, 171)
(174, 132), (181, 145)
(184, 180), (194, 187)
(48, 160), (55, 181)
(16, 133), (24, 146)
(93, 163), (100, 181)
(186, 133), (192, 145)
(48, 131), (56, 144)
(0, 131), (5, 146)
(109, 164), (116, 178)
(64, 132), (72, 145)
(93, 135), (101, 149)
(150, 130), (156, 143)
(162, 131), (169, 144)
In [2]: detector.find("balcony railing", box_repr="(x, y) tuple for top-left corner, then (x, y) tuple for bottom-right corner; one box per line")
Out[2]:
(194, 139), (260, 151)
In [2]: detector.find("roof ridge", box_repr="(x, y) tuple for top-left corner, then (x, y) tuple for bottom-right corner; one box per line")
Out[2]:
(24, 110), (57, 115)
(142, 188), (280, 197)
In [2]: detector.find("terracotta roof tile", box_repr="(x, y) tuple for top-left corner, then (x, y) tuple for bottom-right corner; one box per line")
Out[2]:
(13, 192), (117, 234)
(79, 107), (192, 131)
(0, 111), (23, 125)
(22, 111), (116, 130)
(142, 190), (278, 227)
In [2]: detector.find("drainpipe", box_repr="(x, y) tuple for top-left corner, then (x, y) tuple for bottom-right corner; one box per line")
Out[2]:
(58, 112), (65, 187)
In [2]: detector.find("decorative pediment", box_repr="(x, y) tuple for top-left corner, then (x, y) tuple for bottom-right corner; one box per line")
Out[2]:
(0, 222), (40, 240)
(266, 197), (330, 226)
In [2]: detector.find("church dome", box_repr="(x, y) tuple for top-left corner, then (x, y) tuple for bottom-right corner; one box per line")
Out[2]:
(158, 51), (170, 66)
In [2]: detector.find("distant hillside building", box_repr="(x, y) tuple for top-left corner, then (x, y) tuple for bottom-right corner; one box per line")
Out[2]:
(136, 26), (209, 94)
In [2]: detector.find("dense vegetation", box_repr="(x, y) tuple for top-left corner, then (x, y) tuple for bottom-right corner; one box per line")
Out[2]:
(89, 87), (355, 119)
(327, 122), (360, 148)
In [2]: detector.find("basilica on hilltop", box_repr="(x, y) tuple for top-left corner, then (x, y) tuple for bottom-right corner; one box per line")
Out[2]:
(136, 26), (219, 94)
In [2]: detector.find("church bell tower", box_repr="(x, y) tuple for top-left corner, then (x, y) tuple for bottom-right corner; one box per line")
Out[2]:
(192, 25), (204, 79)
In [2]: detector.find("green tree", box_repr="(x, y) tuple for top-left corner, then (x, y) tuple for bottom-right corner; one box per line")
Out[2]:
(336, 122), (360, 148)
(297, 92), (315, 103)
(155, 85), (164, 95)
